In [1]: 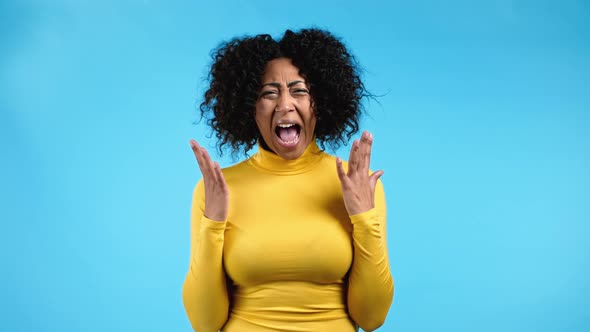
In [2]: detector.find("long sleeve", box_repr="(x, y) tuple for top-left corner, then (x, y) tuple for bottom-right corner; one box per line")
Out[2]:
(182, 180), (230, 332)
(347, 179), (394, 331)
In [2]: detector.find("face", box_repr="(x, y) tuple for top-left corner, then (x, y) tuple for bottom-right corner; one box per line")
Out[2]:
(255, 58), (316, 160)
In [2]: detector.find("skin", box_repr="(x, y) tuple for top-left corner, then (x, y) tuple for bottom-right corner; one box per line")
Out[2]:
(336, 131), (384, 216)
(189, 58), (383, 220)
(189, 140), (229, 221)
(255, 57), (316, 160)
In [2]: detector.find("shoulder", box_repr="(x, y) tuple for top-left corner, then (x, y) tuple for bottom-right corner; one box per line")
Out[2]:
(191, 156), (253, 190)
(221, 158), (251, 173)
(219, 156), (257, 184)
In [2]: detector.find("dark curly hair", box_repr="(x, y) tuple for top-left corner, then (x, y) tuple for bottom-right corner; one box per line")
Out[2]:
(199, 28), (370, 156)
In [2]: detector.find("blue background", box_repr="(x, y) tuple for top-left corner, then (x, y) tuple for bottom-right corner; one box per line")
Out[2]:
(1, 0), (588, 331)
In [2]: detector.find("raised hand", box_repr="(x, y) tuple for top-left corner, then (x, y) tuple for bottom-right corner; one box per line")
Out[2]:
(189, 140), (229, 221)
(336, 131), (384, 216)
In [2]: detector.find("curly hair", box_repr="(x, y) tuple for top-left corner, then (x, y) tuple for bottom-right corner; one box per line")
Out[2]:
(199, 28), (369, 156)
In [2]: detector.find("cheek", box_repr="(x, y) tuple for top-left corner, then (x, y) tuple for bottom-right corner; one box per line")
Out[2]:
(254, 104), (264, 121)
(254, 109), (272, 134)
(254, 109), (262, 131)
(255, 102), (273, 121)
(307, 114), (317, 134)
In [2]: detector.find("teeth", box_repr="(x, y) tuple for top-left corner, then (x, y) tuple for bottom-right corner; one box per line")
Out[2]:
(280, 137), (299, 144)
(277, 123), (296, 128)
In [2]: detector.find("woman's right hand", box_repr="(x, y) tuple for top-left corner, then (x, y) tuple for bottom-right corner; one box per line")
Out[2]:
(189, 140), (229, 221)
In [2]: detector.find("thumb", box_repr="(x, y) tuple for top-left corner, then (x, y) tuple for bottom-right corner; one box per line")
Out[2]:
(369, 170), (384, 191)
(336, 157), (347, 182)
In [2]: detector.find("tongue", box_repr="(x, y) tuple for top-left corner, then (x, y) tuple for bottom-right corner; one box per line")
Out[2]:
(278, 127), (298, 142)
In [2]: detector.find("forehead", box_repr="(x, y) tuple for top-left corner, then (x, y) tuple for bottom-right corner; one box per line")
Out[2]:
(261, 58), (304, 82)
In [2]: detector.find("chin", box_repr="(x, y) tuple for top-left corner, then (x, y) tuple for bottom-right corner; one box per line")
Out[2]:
(270, 140), (309, 160)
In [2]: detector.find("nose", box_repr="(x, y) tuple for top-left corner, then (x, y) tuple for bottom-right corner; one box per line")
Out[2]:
(275, 92), (295, 113)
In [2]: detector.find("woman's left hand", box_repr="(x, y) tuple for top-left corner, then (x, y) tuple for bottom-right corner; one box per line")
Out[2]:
(336, 131), (384, 216)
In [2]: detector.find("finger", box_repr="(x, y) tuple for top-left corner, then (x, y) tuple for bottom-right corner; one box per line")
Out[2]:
(189, 139), (200, 159)
(212, 161), (225, 186)
(347, 139), (360, 175)
(199, 147), (217, 181)
(213, 162), (228, 191)
(191, 141), (214, 183)
(204, 150), (225, 189)
(335, 157), (347, 183)
(359, 131), (373, 173)
(190, 140), (208, 175)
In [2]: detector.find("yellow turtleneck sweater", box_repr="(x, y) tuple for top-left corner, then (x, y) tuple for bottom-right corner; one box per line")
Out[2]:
(182, 141), (393, 332)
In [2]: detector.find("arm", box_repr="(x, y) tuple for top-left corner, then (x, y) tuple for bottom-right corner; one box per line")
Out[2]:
(336, 132), (394, 331)
(182, 140), (230, 332)
(347, 180), (393, 331)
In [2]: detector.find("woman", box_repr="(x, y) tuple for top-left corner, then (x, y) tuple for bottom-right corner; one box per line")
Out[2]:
(182, 28), (393, 332)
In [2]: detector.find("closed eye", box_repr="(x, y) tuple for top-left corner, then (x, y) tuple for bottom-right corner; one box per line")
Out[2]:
(291, 88), (309, 96)
(259, 90), (279, 99)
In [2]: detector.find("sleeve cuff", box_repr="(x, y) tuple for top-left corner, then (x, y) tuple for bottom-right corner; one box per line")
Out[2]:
(349, 208), (383, 239)
(349, 208), (378, 225)
(199, 217), (227, 245)
(200, 216), (227, 230)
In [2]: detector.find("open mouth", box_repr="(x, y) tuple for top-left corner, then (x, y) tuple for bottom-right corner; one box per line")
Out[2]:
(275, 123), (301, 146)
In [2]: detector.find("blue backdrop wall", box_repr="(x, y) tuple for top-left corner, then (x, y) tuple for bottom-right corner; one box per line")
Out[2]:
(1, 0), (588, 331)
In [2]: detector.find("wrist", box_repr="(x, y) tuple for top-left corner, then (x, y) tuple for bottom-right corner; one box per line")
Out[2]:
(203, 210), (227, 222)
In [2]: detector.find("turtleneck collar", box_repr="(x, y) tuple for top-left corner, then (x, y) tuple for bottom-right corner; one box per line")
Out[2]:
(248, 140), (325, 175)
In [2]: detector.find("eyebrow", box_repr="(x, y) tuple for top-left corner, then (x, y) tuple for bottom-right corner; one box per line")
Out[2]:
(261, 80), (306, 89)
